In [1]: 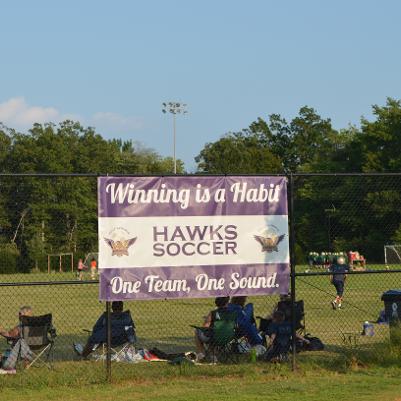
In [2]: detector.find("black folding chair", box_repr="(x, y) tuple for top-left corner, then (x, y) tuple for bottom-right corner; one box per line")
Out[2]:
(277, 300), (305, 334)
(19, 314), (57, 369)
(258, 300), (306, 343)
(84, 310), (137, 361)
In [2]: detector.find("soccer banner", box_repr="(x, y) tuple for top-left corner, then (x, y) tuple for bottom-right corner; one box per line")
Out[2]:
(98, 176), (289, 300)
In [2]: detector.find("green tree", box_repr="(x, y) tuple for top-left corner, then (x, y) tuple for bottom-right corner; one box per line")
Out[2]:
(195, 132), (282, 174)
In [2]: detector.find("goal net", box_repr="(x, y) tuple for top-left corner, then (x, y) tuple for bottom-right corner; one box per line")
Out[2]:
(47, 253), (74, 273)
(83, 252), (98, 266)
(384, 245), (401, 267)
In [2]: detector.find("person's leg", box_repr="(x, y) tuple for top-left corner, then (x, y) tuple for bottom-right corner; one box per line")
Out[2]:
(81, 342), (95, 358)
(195, 329), (212, 360)
(331, 282), (338, 309)
(195, 331), (205, 354)
(332, 281), (343, 309)
(337, 282), (344, 308)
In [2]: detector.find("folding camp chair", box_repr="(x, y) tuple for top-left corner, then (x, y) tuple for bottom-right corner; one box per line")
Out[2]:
(19, 314), (56, 369)
(258, 300), (305, 345)
(84, 310), (137, 361)
(209, 311), (240, 363)
(193, 310), (240, 363)
(277, 300), (305, 334)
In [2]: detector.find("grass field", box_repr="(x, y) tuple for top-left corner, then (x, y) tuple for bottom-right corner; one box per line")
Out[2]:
(1, 267), (401, 400)
(1, 357), (401, 401)
(0, 266), (400, 362)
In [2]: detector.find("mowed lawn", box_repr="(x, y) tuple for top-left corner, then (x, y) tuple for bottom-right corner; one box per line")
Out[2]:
(1, 266), (399, 359)
(1, 360), (401, 401)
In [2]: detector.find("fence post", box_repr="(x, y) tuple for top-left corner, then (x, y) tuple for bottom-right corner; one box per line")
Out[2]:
(289, 173), (297, 371)
(106, 301), (112, 383)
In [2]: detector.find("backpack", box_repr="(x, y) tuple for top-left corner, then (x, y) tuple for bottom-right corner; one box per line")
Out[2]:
(304, 335), (324, 351)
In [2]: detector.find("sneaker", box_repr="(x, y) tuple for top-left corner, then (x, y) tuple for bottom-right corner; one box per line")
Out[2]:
(73, 343), (83, 356)
(331, 301), (337, 310)
(210, 355), (218, 364)
(0, 368), (16, 375)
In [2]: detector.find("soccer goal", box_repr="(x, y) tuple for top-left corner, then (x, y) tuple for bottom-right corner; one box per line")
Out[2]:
(83, 252), (98, 266)
(384, 245), (401, 268)
(47, 253), (74, 273)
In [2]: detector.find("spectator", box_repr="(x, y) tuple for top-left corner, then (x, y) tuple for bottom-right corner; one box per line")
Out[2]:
(0, 306), (33, 339)
(227, 296), (263, 345)
(264, 310), (309, 362)
(74, 301), (135, 358)
(194, 296), (230, 361)
(0, 306), (34, 374)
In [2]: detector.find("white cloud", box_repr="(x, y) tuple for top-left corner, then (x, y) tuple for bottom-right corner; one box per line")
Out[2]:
(92, 112), (144, 132)
(0, 97), (143, 134)
(0, 97), (61, 128)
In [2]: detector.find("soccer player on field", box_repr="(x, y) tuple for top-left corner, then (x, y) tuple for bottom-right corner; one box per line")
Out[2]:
(329, 255), (348, 309)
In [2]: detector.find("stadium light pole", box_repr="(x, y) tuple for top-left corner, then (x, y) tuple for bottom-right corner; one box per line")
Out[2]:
(324, 205), (336, 251)
(162, 102), (188, 174)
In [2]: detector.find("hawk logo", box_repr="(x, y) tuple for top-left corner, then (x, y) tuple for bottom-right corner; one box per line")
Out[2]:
(104, 237), (137, 257)
(254, 225), (285, 253)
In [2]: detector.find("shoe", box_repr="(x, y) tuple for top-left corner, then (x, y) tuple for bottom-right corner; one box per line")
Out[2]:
(0, 368), (16, 375)
(338, 303), (342, 309)
(210, 355), (218, 364)
(73, 343), (83, 356)
(331, 301), (337, 310)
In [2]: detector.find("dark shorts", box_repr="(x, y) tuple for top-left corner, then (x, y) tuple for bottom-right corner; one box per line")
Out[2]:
(332, 280), (344, 296)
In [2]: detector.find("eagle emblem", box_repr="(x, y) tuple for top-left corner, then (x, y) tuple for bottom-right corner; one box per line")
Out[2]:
(254, 234), (285, 253)
(104, 237), (137, 257)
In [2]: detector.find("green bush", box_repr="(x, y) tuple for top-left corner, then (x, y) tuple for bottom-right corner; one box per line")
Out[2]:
(295, 243), (305, 264)
(0, 243), (20, 274)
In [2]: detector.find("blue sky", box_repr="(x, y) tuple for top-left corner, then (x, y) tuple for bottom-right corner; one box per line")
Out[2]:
(1, 1), (400, 171)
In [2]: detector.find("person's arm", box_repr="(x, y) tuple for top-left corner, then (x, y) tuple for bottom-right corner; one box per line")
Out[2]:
(295, 332), (310, 344)
(0, 325), (19, 338)
(203, 312), (212, 328)
(267, 333), (276, 347)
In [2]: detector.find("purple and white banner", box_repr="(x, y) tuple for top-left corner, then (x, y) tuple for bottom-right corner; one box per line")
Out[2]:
(98, 176), (289, 300)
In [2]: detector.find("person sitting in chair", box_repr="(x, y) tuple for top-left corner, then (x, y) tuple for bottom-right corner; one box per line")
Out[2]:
(0, 306), (34, 373)
(264, 311), (309, 362)
(227, 296), (263, 346)
(74, 301), (136, 358)
(0, 306), (33, 340)
(194, 296), (230, 361)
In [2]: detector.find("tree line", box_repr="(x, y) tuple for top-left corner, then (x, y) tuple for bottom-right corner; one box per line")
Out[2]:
(1, 98), (401, 272)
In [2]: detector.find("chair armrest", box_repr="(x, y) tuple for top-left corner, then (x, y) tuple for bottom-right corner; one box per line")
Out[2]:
(49, 327), (57, 339)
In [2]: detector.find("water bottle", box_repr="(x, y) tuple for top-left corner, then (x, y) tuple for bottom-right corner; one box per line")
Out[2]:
(249, 348), (257, 363)
(362, 321), (374, 336)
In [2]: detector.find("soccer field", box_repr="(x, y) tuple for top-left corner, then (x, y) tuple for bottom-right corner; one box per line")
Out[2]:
(0, 266), (400, 360)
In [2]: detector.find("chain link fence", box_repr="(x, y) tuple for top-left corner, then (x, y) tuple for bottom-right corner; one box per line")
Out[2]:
(293, 174), (401, 364)
(0, 173), (400, 376)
